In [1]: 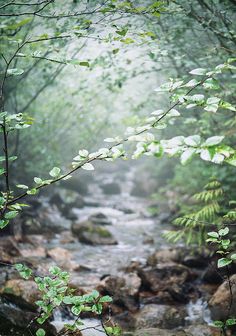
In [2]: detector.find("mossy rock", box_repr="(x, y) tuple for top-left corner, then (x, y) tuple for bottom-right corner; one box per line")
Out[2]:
(71, 220), (117, 245)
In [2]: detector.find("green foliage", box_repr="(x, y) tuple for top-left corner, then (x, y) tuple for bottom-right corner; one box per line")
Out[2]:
(164, 179), (224, 245)
(14, 265), (113, 334)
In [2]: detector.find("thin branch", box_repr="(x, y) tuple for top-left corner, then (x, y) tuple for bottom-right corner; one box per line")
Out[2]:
(6, 74), (210, 207)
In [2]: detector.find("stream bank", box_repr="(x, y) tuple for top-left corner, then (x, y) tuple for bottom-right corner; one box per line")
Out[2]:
(0, 163), (235, 336)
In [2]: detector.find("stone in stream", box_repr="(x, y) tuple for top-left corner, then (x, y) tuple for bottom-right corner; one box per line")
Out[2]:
(100, 182), (121, 195)
(89, 212), (112, 225)
(138, 263), (193, 293)
(147, 247), (210, 269)
(131, 325), (221, 336)
(1, 279), (40, 305)
(0, 293), (56, 335)
(97, 273), (141, 312)
(71, 220), (117, 245)
(135, 304), (187, 329)
(208, 273), (236, 321)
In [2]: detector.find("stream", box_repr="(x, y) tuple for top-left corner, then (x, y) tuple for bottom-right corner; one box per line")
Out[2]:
(0, 163), (215, 336)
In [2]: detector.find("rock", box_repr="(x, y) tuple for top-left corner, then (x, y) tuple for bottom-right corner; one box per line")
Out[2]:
(0, 237), (21, 262)
(113, 311), (136, 330)
(20, 246), (46, 258)
(147, 249), (181, 266)
(138, 263), (194, 304)
(208, 274), (236, 320)
(1, 279), (40, 305)
(0, 293), (56, 335)
(202, 262), (223, 284)
(98, 274), (141, 312)
(47, 247), (80, 271)
(143, 237), (154, 245)
(184, 324), (221, 336)
(101, 182), (121, 195)
(89, 212), (112, 225)
(135, 304), (187, 329)
(71, 220), (117, 245)
(47, 247), (72, 261)
(139, 263), (191, 293)
(23, 205), (70, 234)
(60, 230), (77, 244)
(49, 188), (84, 217)
(147, 248), (210, 269)
(133, 328), (188, 336)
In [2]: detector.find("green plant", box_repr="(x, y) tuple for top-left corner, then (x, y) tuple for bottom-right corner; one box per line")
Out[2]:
(14, 263), (116, 335)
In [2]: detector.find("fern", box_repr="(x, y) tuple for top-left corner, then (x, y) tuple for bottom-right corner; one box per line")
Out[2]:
(164, 179), (224, 246)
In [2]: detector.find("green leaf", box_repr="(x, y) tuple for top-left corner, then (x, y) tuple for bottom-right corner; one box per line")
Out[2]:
(4, 211), (18, 219)
(217, 258), (232, 268)
(36, 328), (45, 336)
(7, 68), (24, 76)
(27, 188), (38, 195)
(184, 135), (201, 147)
(218, 227), (229, 236)
(79, 61), (90, 67)
(49, 167), (61, 178)
(181, 148), (196, 165)
(34, 177), (43, 184)
(230, 254), (236, 260)
(214, 320), (224, 328)
(207, 231), (219, 238)
(16, 184), (29, 189)
(99, 295), (113, 303)
(0, 220), (9, 229)
(203, 136), (224, 147)
(226, 318), (236, 326)
(189, 68), (207, 75)
(81, 163), (94, 171)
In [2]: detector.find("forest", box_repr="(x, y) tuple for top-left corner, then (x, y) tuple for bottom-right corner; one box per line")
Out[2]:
(0, 1), (236, 336)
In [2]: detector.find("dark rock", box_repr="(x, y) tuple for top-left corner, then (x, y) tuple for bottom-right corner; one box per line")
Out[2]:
(113, 311), (136, 330)
(133, 329), (186, 336)
(202, 263), (223, 284)
(135, 304), (187, 329)
(101, 182), (121, 195)
(97, 274), (141, 312)
(71, 220), (117, 245)
(208, 274), (236, 321)
(89, 212), (112, 225)
(0, 293), (56, 335)
(139, 263), (192, 293)
(23, 205), (70, 234)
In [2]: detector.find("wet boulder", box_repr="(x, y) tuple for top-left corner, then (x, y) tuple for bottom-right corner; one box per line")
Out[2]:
(71, 220), (117, 245)
(135, 304), (187, 329)
(23, 205), (70, 234)
(138, 263), (194, 304)
(208, 274), (236, 321)
(139, 263), (192, 292)
(0, 237), (21, 262)
(98, 273), (141, 312)
(184, 324), (221, 336)
(133, 329), (186, 336)
(1, 279), (40, 305)
(0, 293), (56, 335)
